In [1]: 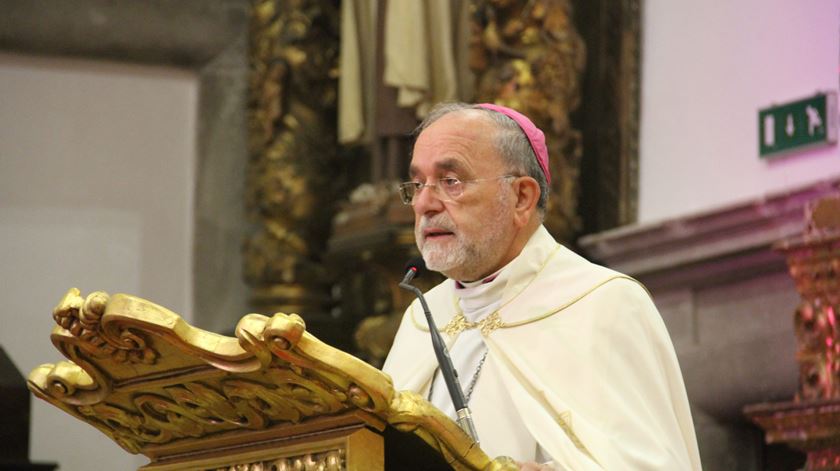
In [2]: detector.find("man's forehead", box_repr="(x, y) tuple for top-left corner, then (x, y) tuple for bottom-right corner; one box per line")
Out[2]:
(409, 112), (499, 176)
(408, 157), (468, 177)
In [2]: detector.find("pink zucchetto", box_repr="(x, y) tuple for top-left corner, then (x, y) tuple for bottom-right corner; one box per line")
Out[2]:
(476, 103), (551, 185)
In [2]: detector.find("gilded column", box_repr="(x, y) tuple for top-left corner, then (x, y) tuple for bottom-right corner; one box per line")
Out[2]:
(470, 0), (586, 243)
(746, 195), (840, 470)
(244, 0), (345, 317)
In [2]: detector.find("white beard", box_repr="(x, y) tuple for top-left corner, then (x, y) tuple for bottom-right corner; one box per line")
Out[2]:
(416, 191), (513, 281)
(420, 226), (469, 274)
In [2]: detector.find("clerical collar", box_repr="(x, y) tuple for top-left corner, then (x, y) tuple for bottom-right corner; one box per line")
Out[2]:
(456, 266), (508, 322)
(455, 272), (500, 289)
(452, 225), (559, 310)
(417, 226), (561, 337)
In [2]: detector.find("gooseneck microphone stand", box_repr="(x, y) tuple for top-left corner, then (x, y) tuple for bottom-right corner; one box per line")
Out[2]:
(399, 259), (480, 444)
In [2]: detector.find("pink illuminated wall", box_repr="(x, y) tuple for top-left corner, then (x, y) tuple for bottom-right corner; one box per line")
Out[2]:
(639, 0), (840, 223)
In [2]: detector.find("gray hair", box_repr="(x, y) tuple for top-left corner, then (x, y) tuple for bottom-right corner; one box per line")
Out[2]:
(414, 102), (549, 214)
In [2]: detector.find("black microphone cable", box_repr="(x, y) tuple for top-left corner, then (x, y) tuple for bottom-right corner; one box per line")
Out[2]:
(399, 258), (480, 444)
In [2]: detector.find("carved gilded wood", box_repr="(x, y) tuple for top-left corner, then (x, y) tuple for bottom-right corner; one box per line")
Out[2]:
(244, 0), (348, 317)
(746, 195), (840, 470)
(470, 0), (586, 243)
(775, 196), (840, 404)
(28, 288), (516, 470)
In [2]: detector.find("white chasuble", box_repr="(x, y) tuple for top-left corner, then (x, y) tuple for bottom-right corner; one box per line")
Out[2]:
(382, 226), (702, 470)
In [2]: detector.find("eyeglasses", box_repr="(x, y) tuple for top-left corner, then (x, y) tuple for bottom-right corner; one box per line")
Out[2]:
(398, 175), (517, 205)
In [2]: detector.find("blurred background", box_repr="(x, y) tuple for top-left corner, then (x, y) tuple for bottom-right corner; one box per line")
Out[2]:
(1, 1), (839, 469)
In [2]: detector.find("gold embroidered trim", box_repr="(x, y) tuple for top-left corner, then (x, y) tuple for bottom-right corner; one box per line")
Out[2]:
(438, 275), (639, 336)
(441, 313), (476, 336)
(489, 275), (638, 332)
(441, 311), (503, 336)
(555, 410), (598, 463)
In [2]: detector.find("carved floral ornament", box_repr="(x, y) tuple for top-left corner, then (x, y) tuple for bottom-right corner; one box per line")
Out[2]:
(775, 196), (840, 402)
(209, 449), (345, 471)
(745, 195), (840, 471)
(28, 289), (516, 470)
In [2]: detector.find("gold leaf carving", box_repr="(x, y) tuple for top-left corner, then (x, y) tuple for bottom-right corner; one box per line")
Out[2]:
(30, 360), (97, 401)
(210, 449), (344, 471)
(775, 197), (840, 402)
(245, 0), (346, 315)
(53, 288), (157, 365)
(386, 391), (496, 470)
(746, 196), (840, 470)
(29, 290), (519, 470)
(471, 0), (586, 243)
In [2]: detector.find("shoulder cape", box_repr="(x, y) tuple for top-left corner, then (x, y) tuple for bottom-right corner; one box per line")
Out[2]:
(383, 226), (702, 470)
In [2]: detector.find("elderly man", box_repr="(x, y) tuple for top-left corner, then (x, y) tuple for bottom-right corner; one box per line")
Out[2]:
(382, 103), (702, 470)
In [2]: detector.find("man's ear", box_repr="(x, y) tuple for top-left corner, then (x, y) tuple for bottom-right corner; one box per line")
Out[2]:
(512, 177), (540, 227)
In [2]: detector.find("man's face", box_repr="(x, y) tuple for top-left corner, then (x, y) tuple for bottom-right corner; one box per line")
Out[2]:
(409, 110), (516, 281)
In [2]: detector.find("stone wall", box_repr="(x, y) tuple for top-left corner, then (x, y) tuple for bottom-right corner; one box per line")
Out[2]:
(0, 0), (253, 332)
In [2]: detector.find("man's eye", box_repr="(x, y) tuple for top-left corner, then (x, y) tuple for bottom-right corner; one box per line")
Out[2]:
(440, 178), (460, 188)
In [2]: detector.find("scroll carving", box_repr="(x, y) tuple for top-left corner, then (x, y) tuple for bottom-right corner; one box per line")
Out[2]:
(29, 289), (515, 470)
(53, 288), (157, 365)
(72, 375), (353, 454)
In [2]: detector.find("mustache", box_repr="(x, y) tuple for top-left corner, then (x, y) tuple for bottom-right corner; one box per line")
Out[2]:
(417, 215), (457, 233)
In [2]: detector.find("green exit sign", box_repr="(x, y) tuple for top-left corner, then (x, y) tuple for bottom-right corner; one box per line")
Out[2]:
(759, 92), (837, 158)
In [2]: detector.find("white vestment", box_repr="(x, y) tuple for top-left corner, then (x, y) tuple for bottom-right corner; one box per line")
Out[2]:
(382, 226), (702, 470)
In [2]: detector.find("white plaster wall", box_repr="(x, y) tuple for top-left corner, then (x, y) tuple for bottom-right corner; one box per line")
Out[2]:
(0, 53), (197, 470)
(640, 0), (840, 223)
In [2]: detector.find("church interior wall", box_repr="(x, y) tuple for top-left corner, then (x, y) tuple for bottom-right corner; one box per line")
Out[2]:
(0, 2), (250, 468)
(639, 0), (840, 224)
(0, 52), (197, 470)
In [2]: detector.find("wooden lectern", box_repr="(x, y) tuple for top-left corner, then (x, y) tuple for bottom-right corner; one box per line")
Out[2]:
(27, 289), (516, 470)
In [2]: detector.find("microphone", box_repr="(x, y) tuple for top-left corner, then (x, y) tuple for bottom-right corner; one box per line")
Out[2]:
(398, 258), (480, 444)
(402, 257), (424, 284)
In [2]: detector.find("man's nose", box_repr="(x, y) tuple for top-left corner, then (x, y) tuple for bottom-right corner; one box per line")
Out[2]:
(412, 183), (445, 216)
